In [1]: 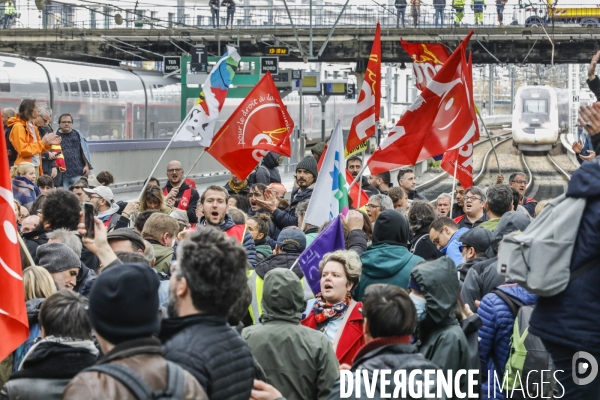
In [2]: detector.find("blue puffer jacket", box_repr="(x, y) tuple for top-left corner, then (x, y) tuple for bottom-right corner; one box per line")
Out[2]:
(530, 148), (600, 353)
(478, 282), (537, 400)
(440, 227), (469, 267)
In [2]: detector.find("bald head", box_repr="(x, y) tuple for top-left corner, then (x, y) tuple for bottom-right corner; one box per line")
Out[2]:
(166, 160), (184, 186)
(21, 215), (40, 233)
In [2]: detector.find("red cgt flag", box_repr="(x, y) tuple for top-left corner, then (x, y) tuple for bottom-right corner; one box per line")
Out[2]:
(367, 31), (479, 175)
(400, 40), (450, 92)
(346, 22), (381, 153)
(207, 72), (293, 180)
(0, 121), (29, 361)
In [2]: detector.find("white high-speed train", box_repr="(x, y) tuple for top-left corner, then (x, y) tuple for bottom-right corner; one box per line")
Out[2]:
(512, 85), (569, 152)
(0, 54), (356, 144)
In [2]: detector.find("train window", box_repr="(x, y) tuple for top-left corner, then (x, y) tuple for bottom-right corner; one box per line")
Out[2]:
(0, 71), (10, 93)
(55, 78), (62, 95)
(80, 79), (90, 97)
(99, 80), (109, 98)
(70, 80), (80, 96)
(109, 81), (119, 99)
(523, 99), (547, 114)
(149, 84), (154, 100)
(90, 79), (100, 98)
(62, 77), (69, 95)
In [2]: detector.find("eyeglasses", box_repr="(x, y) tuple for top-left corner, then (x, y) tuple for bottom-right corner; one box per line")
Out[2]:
(458, 245), (472, 253)
(432, 230), (443, 246)
(511, 180), (527, 185)
(167, 168), (183, 173)
(464, 196), (482, 202)
(366, 203), (381, 209)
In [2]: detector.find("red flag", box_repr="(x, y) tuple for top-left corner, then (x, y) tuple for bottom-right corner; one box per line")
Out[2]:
(207, 72), (293, 180)
(441, 52), (476, 189)
(400, 40), (450, 91)
(0, 120), (29, 360)
(367, 31), (479, 175)
(317, 145), (370, 208)
(346, 23), (381, 153)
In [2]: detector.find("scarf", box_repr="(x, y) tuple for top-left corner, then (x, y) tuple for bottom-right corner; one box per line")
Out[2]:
(228, 178), (249, 194)
(313, 292), (351, 331)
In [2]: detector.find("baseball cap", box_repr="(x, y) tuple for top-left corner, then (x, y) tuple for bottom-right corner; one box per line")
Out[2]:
(458, 227), (493, 254)
(84, 186), (114, 202)
(276, 227), (306, 253)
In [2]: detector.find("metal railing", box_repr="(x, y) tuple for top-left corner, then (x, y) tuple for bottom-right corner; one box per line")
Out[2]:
(2, 3), (598, 31)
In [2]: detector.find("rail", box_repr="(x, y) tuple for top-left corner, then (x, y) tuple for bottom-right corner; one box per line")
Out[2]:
(547, 154), (572, 181)
(3, 3), (599, 31)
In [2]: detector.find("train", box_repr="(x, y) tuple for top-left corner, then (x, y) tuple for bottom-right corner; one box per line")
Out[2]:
(512, 85), (570, 152)
(0, 54), (356, 144)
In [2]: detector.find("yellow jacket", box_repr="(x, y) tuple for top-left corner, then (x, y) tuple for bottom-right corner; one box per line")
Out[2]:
(8, 115), (51, 173)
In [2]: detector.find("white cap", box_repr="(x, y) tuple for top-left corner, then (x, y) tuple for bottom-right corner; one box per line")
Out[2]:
(84, 186), (114, 202)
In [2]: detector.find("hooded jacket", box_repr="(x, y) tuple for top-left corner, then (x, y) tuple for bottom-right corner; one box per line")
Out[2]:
(2, 339), (98, 400)
(242, 269), (339, 400)
(355, 210), (424, 301)
(201, 214), (258, 267)
(145, 239), (174, 275)
(271, 186), (313, 230)
(411, 257), (471, 399)
(410, 225), (440, 261)
(530, 155), (600, 352)
(7, 115), (51, 173)
(478, 282), (537, 400)
(440, 227), (469, 267)
(461, 212), (531, 312)
(254, 152), (282, 184)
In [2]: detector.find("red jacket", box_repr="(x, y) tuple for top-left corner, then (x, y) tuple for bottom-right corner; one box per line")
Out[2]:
(301, 301), (365, 366)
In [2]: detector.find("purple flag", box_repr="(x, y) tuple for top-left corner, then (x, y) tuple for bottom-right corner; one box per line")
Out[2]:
(297, 215), (346, 295)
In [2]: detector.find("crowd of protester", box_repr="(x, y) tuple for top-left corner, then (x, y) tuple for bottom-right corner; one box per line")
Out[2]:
(2, 55), (600, 400)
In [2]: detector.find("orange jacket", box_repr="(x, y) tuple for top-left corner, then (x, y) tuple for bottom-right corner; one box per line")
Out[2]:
(8, 115), (51, 174)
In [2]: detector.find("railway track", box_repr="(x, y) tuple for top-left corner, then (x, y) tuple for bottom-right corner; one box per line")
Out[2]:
(521, 153), (571, 201)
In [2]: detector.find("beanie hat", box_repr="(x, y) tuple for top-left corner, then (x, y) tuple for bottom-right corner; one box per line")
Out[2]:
(408, 276), (422, 293)
(296, 155), (318, 180)
(311, 142), (327, 159)
(88, 263), (160, 344)
(37, 242), (81, 273)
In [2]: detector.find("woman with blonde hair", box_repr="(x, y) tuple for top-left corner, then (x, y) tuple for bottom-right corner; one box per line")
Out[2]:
(11, 162), (40, 210)
(128, 184), (171, 226)
(302, 250), (365, 366)
(12, 266), (57, 371)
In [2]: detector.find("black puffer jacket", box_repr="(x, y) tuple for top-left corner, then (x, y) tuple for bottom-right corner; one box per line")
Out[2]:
(159, 314), (255, 400)
(74, 262), (96, 294)
(254, 152), (282, 184)
(255, 252), (302, 279)
(272, 186), (313, 230)
(327, 343), (442, 399)
(409, 227), (440, 261)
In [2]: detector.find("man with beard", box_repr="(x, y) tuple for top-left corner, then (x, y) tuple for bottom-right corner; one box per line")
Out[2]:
(160, 227), (256, 400)
(199, 185), (257, 267)
(368, 171), (392, 195)
(254, 155), (318, 230)
(163, 160), (200, 224)
(451, 182), (466, 219)
(347, 156), (379, 197)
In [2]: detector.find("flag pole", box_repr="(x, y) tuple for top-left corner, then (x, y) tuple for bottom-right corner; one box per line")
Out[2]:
(347, 163), (368, 191)
(450, 160), (458, 216)
(137, 135), (179, 201)
(17, 234), (35, 267)
(182, 149), (206, 182)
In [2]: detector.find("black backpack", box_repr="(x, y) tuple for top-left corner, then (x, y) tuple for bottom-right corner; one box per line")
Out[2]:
(4, 125), (18, 167)
(84, 361), (185, 400)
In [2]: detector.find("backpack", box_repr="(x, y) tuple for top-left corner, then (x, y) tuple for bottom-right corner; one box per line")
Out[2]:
(84, 361), (185, 400)
(4, 124), (18, 167)
(492, 289), (553, 398)
(497, 194), (595, 297)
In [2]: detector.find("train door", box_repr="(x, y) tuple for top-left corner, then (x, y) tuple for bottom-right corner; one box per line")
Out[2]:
(126, 102), (133, 139)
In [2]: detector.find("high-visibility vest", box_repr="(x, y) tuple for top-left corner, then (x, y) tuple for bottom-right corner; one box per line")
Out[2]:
(247, 269), (314, 324)
(453, 0), (465, 7)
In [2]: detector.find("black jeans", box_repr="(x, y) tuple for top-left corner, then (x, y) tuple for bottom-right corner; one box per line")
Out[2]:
(211, 8), (219, 28)
(544, 340), (600, 400)
(226, 9), (235, 26)
(396, 8), (406, 27)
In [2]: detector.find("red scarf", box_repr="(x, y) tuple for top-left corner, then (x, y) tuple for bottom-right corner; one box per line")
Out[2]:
(313, 292), (352, 331)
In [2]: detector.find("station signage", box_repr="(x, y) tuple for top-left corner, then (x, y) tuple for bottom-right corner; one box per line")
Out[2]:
(163, 56), (181, 74)
(266, 46), (289, 56)
(260, 57), (279, 75)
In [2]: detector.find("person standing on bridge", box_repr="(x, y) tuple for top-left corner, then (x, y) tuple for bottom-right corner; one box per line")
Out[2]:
(163, 160), (200, 224)
(495, 0), (507, 27)
(409, 0), (423, 28)
(56, 113), (92, 189)
(2, 0), (16, 29)
(452, 0), (465, 26)
(221, 0), (235, 28)
(434, 0), (446, 27)
(209, 0), (220, 28)
(471, 0), (485, 25)
(395, 0), (407, 27)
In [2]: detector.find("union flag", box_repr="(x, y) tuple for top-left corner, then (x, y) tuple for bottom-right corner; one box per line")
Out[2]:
(400, 40), (450, 91)
(345, 23), (381, 153)
(207, 72), (293, 180)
